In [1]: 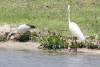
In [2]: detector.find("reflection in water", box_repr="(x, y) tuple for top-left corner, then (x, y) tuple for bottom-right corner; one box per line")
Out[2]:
(0, 48), (100, 67)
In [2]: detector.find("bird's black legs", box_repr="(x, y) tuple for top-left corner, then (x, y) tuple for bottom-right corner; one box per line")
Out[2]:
(75, 37), (77, 53)
(72, 36), (77, 52)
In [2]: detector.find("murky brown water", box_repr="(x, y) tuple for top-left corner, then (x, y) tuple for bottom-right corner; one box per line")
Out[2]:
(0, 48), (100, 67)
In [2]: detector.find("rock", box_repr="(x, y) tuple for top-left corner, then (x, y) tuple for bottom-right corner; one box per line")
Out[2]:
(10, 35), (15, 40)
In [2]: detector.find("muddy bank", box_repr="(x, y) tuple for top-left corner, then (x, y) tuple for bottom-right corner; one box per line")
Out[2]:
(41, 48), (100, 56)
(0, 41), (100, 56)
(0, 41), (41, 51)
(0, 40), (99, 56)
(77, 48), (100, 56)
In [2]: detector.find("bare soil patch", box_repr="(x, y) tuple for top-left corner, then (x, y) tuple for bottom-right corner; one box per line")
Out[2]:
(0, 41), (40, 51)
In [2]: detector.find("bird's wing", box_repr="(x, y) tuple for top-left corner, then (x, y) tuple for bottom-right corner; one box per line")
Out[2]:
(69, 22), (85, 42)
(17, 24), (30, 33)
(18, 25), (30, 29)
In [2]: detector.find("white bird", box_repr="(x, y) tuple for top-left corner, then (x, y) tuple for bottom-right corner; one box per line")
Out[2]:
(68, 5), (85, 52)
(17, 24), (36, 33)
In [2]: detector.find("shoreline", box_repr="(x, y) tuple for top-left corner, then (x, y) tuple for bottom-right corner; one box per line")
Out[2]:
(0, 41), (41, 51)
(0, 41), (100, 56)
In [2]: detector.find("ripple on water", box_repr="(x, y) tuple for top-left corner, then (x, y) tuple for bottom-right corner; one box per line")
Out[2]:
(0, 49), (100, 67)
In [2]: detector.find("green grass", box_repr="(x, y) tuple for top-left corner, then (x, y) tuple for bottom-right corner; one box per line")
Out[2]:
(0, 0), (100, 36)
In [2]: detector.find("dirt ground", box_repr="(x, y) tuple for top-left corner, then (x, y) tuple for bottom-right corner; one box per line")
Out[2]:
(0, 41), (40, 50)
(0, 23), (100, 56)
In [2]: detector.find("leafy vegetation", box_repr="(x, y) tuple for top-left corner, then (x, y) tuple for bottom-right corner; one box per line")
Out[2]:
(13, 31), (99, 50)
(15, 31), (37, 42)
(0, 35), (7, 41)
(0, 31), (99, 50)
(38, 34), (69, 50)
(37, 34), (98, 50)
(15, 32), (31, 42)
(30, 31), (38, 42)
(69, 41), (86, 49)
(85, 41), (98, 49)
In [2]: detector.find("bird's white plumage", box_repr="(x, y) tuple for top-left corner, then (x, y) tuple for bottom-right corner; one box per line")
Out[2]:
(17, 24), (30, 33)
(69, 22), (85, 42)
(68, 5), (85, 42)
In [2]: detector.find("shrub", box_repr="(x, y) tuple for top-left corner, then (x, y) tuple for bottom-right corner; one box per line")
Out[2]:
(15, 31), (37, 42)
(30, 31), (38, 41)
(38, 34), (69, 50)
(85, 41), (98, 49)
(0, 35), (7, 41)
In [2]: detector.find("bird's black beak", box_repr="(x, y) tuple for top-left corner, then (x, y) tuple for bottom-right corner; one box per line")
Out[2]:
(26, 24), (36, 28)
(30, 25), (36, 28)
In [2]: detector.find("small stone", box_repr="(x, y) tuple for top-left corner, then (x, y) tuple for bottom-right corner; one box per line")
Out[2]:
(10, 35), (15, 40)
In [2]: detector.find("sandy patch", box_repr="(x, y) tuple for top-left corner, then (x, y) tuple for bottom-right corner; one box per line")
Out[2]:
(77, 48), (100, 56)
(0, 41), (41, 51)
(41, 48), (100, 56)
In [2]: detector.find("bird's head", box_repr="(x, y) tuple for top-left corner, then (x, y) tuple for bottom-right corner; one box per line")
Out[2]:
(68, 5), (70, 9)
(48, 30), (50, 33)
(26, 24), (36, 28)
(30, 25), (36, 28)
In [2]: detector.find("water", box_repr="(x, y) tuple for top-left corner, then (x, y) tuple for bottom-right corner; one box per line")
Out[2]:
(0, 48), (100, 67)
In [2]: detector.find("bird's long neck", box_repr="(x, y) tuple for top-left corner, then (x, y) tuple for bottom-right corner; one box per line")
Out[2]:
(68, 5), (71, 23)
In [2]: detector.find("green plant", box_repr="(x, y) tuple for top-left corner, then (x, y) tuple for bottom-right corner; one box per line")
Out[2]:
(69, 40), (98, 49)
(89, 35), (95, 40)
(69, 41), (76, 49)
(77, 42), (86, 48)
(0, 35), (7, 41)
(86, 41), (98, 49)
(15, 32), (31, 42)
(15, 31), (38, 42)
(30, 31), (38, 41)
(38, 34), (69, 50)
(69, 41), (85, 49)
